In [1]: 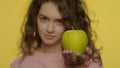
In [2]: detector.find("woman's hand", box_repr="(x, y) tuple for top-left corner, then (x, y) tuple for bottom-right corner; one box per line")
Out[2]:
(62, 50), (87, 68)
(62, 47), (92, 68)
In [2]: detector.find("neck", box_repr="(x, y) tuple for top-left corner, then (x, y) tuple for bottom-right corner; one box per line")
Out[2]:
(38, 43), (63, 53)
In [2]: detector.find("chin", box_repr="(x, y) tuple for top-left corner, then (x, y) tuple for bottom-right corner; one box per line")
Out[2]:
(42, 40), (61, 46)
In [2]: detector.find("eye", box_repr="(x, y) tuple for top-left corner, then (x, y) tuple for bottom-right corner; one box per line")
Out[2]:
(39, 16), (49, 23)
(55, 20), (64, 25)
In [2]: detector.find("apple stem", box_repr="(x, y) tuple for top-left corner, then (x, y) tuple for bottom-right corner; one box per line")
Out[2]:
(71, 26), (74, 30)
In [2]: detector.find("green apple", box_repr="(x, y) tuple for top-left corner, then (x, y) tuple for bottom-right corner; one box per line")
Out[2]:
(62, 30), (88, 54)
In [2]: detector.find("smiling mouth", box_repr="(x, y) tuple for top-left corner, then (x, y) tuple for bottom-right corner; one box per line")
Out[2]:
(45, 34), (56, 39)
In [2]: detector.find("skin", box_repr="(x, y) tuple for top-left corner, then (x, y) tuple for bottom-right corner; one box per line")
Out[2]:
(36, 1), (88, 67)
(37, 2), (66, 53)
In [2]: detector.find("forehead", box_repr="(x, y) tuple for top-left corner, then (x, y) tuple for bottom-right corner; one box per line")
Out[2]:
(38, 2), (62, 19)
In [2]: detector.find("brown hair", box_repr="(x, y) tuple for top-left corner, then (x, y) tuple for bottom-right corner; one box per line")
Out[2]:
(20, 0), (102, 66)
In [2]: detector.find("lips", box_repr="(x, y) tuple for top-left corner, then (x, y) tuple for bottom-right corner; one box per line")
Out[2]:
(45, 34), (56, 39)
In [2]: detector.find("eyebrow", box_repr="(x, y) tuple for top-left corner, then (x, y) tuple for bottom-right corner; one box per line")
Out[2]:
(38, 13), (63, 21)
(38, 14), (49, 19)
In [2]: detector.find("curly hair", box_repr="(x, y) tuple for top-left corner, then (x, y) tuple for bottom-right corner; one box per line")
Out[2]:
(20, 0), (102, 66)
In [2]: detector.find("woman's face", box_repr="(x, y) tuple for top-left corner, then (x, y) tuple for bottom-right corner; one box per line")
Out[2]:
(37, 2), (66, 46)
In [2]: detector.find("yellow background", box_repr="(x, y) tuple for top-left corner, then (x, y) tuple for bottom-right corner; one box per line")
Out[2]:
(0, 0), (120, 68)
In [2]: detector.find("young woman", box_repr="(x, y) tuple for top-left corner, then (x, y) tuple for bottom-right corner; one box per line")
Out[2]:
(11, 0), (103, 68)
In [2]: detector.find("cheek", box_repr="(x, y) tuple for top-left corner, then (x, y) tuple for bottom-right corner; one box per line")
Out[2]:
(37, 23), (44, 35)
(37, 19), (46, 30)
(37, 23), (41, 32)
(57, 27), (65, 36)
(37, 18), (45, 31)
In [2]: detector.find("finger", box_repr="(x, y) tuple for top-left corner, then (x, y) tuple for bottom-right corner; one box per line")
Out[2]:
(86, 47), (93, 55)
(76, 53), (87, 64)
(64, 51), (79, 66)
(77, 53), (88, 60)
(69, 51), (77, 62)
(62, 50), (71, 61)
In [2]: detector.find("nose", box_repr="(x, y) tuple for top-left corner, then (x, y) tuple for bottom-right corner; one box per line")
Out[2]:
(47, 22), (54, 33)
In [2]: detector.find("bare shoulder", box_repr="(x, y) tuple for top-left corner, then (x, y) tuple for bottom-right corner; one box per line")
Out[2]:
(10, 56), (22, 68)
